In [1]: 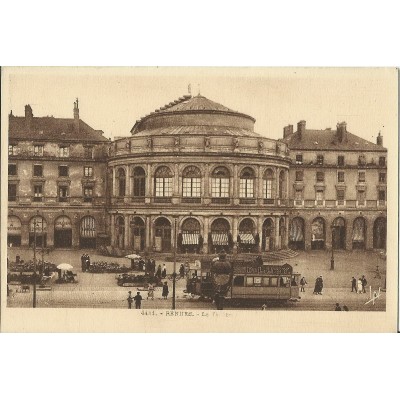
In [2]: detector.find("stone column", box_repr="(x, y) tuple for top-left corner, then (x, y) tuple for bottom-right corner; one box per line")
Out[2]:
(203, 163), (210, 204)
(172, 163), (179, 204)
(21, 222), (29, 247)
(345, 219), (353, 250)
(275, 216), (280, 250)
(124, 214), (130, 249)
(284, 216), (289, 249)
(112, 167), (116, 199)
(275, 167), (280, 205)
(146, 164), (152, 203)
(232, 215), (238, 253)
(257, 215), (263, 252)
(304, 217), (312, 251)
(126, 166), (132, 202)
(203, 216), (209, 254)
(233, 164), (239, 205)
(110, 213), (115, 247)
(145, 215), (151, 252)
(258, 165), (264, 206)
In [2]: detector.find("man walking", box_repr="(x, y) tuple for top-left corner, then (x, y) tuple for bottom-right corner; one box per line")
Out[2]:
(300, 276), (307, 292)
(127, 291), (133, 309)
(361, 275), (367, 293)
(134, 292), (143, 309)
(351, 277), (357, 292)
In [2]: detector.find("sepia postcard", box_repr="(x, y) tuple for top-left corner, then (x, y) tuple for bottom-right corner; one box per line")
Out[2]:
(1, 66), (398, 332)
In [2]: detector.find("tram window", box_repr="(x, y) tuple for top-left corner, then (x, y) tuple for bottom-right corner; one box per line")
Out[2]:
(254, 277), (262, 286)
(279, 277), (290, 287)
(264, 277), (278, 287)
(233, 276), (245, 286)
(246, 277), (254, 286)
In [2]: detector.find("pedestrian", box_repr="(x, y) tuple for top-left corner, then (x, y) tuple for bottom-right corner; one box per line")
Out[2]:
(300, 276), (307, 292)
(162, 282), (169, 299)
(343, 305), (349, 311)
(147, 284), (154, 300)
(317, 276), (323, 294)
(335, 303), (341, 311)
(179, 263), (185, 278)
(81, 254), (85, 271)
(351, 276), (357, 292)
(156, 265), (162, 279)
(357, 278), (363, 294)
(162, 264), (167, 278)
(127, 291), (133, 309)
(134, 292), (143, 309)
(361, 275), (367, 293)
(374, 265), (381, 278)
(214, 292), (224, 310)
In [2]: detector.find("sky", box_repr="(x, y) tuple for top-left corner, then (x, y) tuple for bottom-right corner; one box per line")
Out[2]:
(4, 67), (398, 144)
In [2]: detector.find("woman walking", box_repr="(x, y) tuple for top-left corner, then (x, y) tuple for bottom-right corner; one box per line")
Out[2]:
(162, 281), (169, 300)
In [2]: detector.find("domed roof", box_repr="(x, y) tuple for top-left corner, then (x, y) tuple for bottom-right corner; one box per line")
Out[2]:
(131, 94), (257, 137)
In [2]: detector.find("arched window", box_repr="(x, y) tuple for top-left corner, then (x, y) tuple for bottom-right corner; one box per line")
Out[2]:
(182, 166), (201, 198)
(239, 167), (255, 198)
(263, 169), (274, 203)
(117, 168), (126, 197)
(80, 216), (96, 248)
(133, 166), (146, 197)
(154, 166), (173, 197)
(211, 166), (230, 198)
(311, 217), (325, 250)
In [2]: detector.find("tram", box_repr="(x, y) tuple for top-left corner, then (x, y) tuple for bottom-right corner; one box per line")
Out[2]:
(186, 253), (300, 304)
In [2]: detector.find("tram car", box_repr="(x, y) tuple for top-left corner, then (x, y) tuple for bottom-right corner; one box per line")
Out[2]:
(186, 253), (300, 304)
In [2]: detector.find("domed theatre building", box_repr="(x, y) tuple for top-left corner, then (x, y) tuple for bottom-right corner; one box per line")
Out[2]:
(108, 94), (291, 255)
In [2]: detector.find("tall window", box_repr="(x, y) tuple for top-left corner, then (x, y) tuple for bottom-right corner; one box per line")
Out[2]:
(379, 172), (386, 183)
(155, 166), (173, 197)
(316, 171), (324, 182)
(8, 145), (16, 156)
(317, 155), (324, 165)
(59, 146), (69, 157)
(84, 166), (93, 177)
(33, 184), (43, 202)
(59, 165), (69, 177)
(182, 166), (201, 197)
(295, 170), (303, 182)
(357, 190), (366, 205)
(83, 187), (93, 202)
(8, 183), (17, 201)
(379, 156), (386, 167)
(33, 164), (43, 177)
(337, 189), (345, 204)
(211, 166), (230, 198)
(378, 190), (386, 203)
(263, 169), (274, 199)
(337, 171), (345, 183)
(58, 185), (69, 202)
(358, 171), (365, 182)
(295, 189), (303, 204)
(8, 164), (17, 176)
(316, 189), (324, 204)
(84, 146), (93, 159)
(239, 167), (255, 198)
(117, 168), (126, 197)
(34, 145), (43, 156)
(337, 155), (345, 167)
(133, 166), (146, 197)
(295, 154), (303, 165)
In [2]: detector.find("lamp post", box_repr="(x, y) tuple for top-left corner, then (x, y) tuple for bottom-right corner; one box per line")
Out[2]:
(330, 224), (335, 270)
(32, 216), (38, 308)
(168, 215), (180, 310)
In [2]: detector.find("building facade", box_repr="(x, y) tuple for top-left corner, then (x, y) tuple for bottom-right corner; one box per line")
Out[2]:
(7, 94), (387, 254)
(7, 101), (109, 250)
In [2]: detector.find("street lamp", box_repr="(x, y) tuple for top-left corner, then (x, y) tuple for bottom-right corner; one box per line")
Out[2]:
(330, 224), (335, 270)
(169, 215), (179, 310)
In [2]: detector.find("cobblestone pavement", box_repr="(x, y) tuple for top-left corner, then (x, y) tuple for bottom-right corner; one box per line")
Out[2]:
(7, 248), (386, 311)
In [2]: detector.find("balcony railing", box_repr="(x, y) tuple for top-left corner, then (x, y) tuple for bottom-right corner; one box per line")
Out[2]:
(263, 198), (275, 205)
(239, 198), (256, 205)
(181, 197), (201, 203)
(153, 197), (172, 203)
(211, 198), (230, 204)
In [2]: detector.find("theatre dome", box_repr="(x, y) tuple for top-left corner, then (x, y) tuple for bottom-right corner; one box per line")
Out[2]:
(130, 94), (260, 138)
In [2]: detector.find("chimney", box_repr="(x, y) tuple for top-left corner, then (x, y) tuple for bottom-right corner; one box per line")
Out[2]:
(376, 131), (383, 146)
(336, 121), (347, 143)
(297, 120), (306, 139)
(73, 98), (80, 133)
(25, 104), (33, 130)
(283, 124), (293, 138)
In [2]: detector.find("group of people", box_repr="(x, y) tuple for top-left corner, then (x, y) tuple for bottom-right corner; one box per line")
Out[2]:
(335, 303), (349, 311)
(126, 281), (169, 309)
(80, 254), (91, 271)
(313, 275), (324, 295)
(155, 264), (167, 279)
(351, 275), (367, 294)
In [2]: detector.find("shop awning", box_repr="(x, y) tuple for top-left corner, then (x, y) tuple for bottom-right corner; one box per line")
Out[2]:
(211, 233), (228, 246)
(182, 233), (199, 245)
(239, 233), (255, 244)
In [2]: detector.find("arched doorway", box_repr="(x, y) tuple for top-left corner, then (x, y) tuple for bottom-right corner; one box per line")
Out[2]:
(180, 218), (201, 253)
(262, 218), (274, 251)
(80, 216), (96, 248)
(332, 217), (346, 250)
(154, 217), (172, 252)
(210, 218), (232, 253)
(289, 217), (304, 250)
(29, 216), (47, 247)
(131, 217), (145, 251)
(115, 215), (125, 249)
(238, 218), (257, 253)
(352, 217), (366, 249)
(8, 216), (22, 247)
(373, 217), (386, 249)
(311, 217), (325, 250)
(54, 216), (72, 248)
